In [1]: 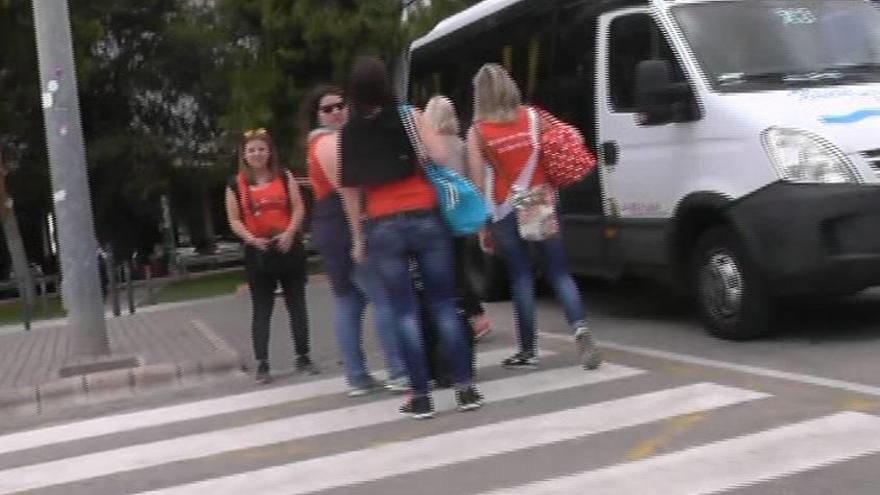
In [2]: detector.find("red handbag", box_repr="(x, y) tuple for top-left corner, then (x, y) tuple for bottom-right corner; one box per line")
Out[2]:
(535, 108), (596, 188)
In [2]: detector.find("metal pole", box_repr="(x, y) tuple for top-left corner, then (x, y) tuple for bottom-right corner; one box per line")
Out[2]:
(124, 261), (135, 314)
(105, 249), (120, 317)
(32, 0), (109, 357)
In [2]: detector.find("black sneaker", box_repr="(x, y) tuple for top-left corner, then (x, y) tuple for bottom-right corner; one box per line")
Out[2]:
(501, 352), (539, 369)
(455, 386), (484, 412)
(295, 355), (321, 375)
(255, 361), (272, 384)
(399, 395), (435, 419)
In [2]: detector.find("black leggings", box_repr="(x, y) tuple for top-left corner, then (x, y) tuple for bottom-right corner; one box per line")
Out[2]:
(453, 235), (485, 318)
(245, 247), (310, 363)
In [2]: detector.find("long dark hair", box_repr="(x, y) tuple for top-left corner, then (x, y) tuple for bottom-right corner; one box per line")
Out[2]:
(300, 84), (344, 135)
(347, 56), (395, 114)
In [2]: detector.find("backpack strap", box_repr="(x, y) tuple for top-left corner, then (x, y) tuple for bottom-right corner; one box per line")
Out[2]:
(227, 175), (245, 221)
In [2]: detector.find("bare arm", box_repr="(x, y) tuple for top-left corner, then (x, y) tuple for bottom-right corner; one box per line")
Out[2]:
(466, 125), (487, 194)
(315, 132), (341, 190)
(340, 186), (365, 261)
(412, 108), (451, 165)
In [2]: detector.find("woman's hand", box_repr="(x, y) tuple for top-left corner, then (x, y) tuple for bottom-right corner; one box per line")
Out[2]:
(275, 229), (296, 253)
(479, 228), (494, 254)
(248, 236), (271, 251)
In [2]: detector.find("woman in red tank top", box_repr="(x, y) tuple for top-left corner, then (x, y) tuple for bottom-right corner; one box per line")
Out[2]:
(224, 129), (317, 383)
(466, 63), (602, 371)
(338, 56), (483, 418)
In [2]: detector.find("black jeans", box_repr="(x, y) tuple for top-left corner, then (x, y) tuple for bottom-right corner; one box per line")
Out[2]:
(453, 235), (485, 318)
(245, 245), (310, 363)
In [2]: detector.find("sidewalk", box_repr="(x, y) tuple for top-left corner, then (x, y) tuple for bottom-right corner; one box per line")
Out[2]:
(0, 273), (335, 419)
(0, 308), (245, 418)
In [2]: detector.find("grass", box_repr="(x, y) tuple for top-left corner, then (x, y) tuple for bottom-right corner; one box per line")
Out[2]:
(0, 258), (327, 325)
(0, 295), (66, 326)
(152, 257), (325, 305)
(153, 268), (247, 304)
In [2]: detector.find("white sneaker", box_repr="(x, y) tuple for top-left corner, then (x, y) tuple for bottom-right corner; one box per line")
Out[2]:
(574, 324), (602, 370)
(384, 376), (410, 393)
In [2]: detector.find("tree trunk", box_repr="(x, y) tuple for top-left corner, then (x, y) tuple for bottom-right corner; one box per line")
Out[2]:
(1, 198), (36, 316)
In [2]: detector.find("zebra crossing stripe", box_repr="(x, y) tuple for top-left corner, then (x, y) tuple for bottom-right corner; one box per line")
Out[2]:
(482, 411), (880, 495)
(0, 363), (642, 494)
(140, 383), (766, 495)
(0, 347), (531, 456)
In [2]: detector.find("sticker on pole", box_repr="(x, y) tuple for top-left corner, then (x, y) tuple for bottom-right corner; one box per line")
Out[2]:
(53, 189), (67, 203)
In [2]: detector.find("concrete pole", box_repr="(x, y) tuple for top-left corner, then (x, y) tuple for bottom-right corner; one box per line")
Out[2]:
(32, 0), (109, 358)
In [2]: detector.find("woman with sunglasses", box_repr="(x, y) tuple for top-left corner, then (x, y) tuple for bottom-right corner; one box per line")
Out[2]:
(226, 128), (318, 384)
(304, 85), (408, 396)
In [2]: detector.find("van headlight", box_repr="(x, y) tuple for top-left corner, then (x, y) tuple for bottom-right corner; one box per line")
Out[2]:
(761, 127), (860, 184)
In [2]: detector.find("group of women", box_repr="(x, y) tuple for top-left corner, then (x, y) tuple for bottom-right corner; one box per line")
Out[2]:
(225, 56), (601, 420)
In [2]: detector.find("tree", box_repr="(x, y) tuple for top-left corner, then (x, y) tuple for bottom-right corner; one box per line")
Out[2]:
(0, 149), (35, 321)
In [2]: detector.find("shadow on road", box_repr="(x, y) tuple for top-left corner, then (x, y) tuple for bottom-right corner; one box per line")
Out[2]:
(566, 277), (880, 344)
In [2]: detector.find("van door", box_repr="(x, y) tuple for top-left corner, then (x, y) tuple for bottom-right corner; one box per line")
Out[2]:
(596, 8), (694, 268)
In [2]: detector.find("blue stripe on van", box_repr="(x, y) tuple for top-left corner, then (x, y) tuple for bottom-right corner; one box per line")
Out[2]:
(820, 109), (880, 124)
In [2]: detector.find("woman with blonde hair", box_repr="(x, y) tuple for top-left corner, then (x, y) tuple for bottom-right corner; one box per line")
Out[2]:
(225, 128), (317, 383)
(423, 95), (492, 340)
(466, 63), (601, 370)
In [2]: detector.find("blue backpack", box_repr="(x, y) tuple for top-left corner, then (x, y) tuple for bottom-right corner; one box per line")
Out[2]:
(398, 105), (489, 236)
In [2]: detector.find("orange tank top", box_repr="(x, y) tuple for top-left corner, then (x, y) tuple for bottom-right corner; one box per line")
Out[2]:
(366, 170), (437, 219)
(478, 107), (546, 205)
(237, 171), (292, 238)
(307, 134), (334, 201)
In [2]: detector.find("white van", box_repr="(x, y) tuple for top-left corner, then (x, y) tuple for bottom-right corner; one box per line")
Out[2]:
(407, 0), (880, 340)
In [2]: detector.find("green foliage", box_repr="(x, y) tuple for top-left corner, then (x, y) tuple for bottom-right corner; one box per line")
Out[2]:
(0, 0), (474, 272)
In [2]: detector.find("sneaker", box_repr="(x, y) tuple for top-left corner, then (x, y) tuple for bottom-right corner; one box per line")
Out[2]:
(455, 386), (484, 412)
(348, 377), (381, 397)
(295, 355), (321, 375)
(384, 376), (410, 394)
(574, 324), (603, 370)
(399, 394), (434, 419)
(255, 361), (273, 384)
(501, 352), (539, 369)
(471, 314), (492, 341)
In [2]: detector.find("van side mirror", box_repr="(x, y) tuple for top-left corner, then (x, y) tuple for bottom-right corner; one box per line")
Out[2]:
(635, 59), (699, 125)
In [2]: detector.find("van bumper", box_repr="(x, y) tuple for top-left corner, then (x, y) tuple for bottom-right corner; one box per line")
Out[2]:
(730, 182), (880, 295)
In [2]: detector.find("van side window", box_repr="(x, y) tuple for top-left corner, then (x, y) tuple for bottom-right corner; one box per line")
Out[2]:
(609, 13), (685, 112)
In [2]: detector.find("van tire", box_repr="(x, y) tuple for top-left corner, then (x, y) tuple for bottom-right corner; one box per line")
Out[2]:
(692, 226), (772, 340)
(465, 237), (510, 302)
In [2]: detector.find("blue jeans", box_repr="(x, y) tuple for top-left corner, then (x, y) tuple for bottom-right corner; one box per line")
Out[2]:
(312, 195), (406, 388)
(490, 213), (586, 355)
(367, 211), (473, 396)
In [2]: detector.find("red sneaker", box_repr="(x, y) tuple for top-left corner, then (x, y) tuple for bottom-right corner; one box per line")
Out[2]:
(471, 314), (492, 341)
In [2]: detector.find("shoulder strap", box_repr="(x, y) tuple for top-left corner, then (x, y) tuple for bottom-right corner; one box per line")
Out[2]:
(398, 104), (429, 168)
(227, 175), (246, 220)
(279, 169), (292, 215)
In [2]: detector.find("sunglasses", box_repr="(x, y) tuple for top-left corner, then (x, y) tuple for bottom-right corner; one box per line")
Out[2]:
(243, 127), (268, 138)
(320, 102), (345, 114)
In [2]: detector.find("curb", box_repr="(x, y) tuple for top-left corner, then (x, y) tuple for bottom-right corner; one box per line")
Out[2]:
(0, 352), (246, 419)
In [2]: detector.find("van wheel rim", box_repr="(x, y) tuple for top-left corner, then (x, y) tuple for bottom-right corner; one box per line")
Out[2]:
(699, 251), (744, 320)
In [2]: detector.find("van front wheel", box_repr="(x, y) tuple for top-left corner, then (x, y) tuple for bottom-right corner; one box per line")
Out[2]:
(692, 227), (772, 340)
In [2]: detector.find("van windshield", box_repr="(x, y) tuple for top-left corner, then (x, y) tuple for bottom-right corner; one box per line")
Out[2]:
(671, 0), (880, 91)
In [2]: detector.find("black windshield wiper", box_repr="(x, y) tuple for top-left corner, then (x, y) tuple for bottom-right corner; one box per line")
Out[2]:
(822, 63), (880, 74)
(718, 71), (788, 85)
